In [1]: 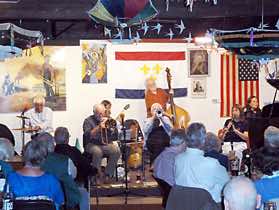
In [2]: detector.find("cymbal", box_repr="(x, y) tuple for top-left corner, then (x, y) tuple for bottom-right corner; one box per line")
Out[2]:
(16, 115), (30, 120)
(12, 128), (37, 133)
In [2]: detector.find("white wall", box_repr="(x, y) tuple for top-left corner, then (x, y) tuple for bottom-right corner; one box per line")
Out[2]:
(0, 42), (278, 153)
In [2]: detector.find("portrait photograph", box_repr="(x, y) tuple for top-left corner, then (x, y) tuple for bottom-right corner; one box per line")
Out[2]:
(191, 78), (207, 98)
(189, 50), (209, 77)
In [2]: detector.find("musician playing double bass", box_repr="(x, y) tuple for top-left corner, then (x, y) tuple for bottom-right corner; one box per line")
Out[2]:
(144, 77), (171, 118)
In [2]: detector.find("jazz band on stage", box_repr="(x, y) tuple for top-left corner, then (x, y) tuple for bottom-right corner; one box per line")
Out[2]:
(17, 67), (261, 182)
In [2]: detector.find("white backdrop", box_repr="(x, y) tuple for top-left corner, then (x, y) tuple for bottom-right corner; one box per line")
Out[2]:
(0, 42), (277, 153)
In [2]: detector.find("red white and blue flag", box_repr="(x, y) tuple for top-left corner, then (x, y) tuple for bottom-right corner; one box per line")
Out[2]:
(113, 51), (188, 99)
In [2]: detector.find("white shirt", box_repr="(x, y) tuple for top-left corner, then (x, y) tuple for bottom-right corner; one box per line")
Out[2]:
(25, 107), (53, 133)
(175, 148), (229, 203)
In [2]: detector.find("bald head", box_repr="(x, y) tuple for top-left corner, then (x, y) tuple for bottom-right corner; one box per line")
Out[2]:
(264, 126), (279, 149)
(145, 77), (157, 92)
(224, 177), (257, 210)
(93, 104), (106, 120)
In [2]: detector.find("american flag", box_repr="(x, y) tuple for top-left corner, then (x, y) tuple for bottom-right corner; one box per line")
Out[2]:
(220, 54), (259, 117)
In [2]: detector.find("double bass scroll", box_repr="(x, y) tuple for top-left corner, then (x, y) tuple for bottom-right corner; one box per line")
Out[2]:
(165, 67), (191, 128)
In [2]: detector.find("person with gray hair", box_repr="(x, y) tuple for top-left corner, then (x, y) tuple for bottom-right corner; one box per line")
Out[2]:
(35, 132), (81, 208)
(204, 132), (229, 170)
(175, 123), (229, 204)
(223, 176), (258, 210)
(153, 128), (187, 208)
(0, 138), (14, 177)
(25, 95), (53, 133)
(264, 126), (279, 148)
(54, 127), (97, 210)
(7, 139), (64, 209)
(83, 103), (120, 183)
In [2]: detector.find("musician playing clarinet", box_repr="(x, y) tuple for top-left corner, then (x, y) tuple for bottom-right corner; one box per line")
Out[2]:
(218, 105), (249, 166)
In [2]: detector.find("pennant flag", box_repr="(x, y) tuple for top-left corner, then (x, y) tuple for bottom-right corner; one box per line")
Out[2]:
(220, 54), (259, 117)
(75, 138), (82, 152)
(113, 51), (187, 99)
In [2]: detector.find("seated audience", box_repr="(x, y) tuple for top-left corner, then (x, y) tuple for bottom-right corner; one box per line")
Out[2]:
(0, 124), (15, 146)
(264, 126), (279, 149)
(153, 129), (187, 208)
(223, 176), (258, 210)
(35, 132), (81, 209)
(8, 140), (64, 209)
(54, 127), (97, 183)
(0, 138), (14, 177)
(54, 127), (97, 210)
(204, 132), (229, 170)
(252, 146), (279, 207)
(175, 123), (229, 203)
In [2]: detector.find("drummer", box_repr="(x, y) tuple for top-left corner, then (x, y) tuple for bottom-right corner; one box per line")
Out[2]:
(25, 95), (53, 133)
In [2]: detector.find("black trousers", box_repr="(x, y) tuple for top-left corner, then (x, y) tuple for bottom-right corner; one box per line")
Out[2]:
(154, 177), (172, 208)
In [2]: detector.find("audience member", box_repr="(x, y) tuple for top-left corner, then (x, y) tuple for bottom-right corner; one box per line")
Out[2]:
(264, 126), (279, 149)
(8, 140), (64, 209)
(153, 129), (187, 208)
(175, 123), (229, 203)
(252, 146), (279, 206)
(204, 132), (229, 170)
(0, 138), (14, 177)
(35, 132), (81, 209)
(54, 127), (97, 210)
(223, 176), (258, 210)
(0, 124), (15, 146)
(54, 127), (97, 183)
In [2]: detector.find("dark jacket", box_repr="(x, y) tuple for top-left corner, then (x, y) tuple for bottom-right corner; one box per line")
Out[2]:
(41, 152), (81, 208)
(54, 144), (97, 183)
(166, 185), (221, 210)
(204, 151), (229, 171)
(83, 115), (118, 147)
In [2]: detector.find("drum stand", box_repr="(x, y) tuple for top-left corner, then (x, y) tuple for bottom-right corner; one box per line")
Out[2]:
(18, 113), (27, 153)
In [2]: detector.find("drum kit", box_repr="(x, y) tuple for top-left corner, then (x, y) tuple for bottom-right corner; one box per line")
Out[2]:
(12, 115), (39, 152)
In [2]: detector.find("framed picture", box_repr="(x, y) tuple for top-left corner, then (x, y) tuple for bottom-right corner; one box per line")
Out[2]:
(191, 78), (207, 98)
(81, 41), (107, 84)
(189, 50), (209, 77)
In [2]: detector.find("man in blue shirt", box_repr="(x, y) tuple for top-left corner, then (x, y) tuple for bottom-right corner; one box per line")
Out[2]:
(175, 123), (229, 203)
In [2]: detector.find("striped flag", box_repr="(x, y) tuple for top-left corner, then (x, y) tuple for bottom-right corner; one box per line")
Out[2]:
(220, 54), (259, 117)
(114, 51), (187, 99)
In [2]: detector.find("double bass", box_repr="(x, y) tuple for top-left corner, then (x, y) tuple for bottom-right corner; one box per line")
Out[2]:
(165, 68), (191, 128)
